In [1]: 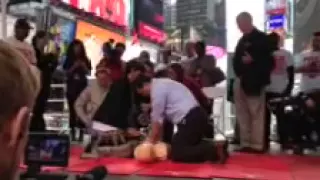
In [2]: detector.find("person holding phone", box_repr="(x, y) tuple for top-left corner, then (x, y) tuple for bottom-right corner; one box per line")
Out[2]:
(63, 39), (91, 143)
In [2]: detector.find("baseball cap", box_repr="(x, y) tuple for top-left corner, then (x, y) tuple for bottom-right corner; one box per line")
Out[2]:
(15, 18), (33, 29)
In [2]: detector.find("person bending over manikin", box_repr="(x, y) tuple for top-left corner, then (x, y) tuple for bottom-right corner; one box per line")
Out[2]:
(133, 76), (228, 163)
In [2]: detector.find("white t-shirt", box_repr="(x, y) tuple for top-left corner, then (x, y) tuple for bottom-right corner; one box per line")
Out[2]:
(3, 36), (37, 65)
(267, 49), (294, 93)
(297, 51), (320, 93)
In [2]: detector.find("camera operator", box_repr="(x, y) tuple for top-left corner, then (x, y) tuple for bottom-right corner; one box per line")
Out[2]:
(296, 32), (320, 146)
(0, 41), (39, 180)
(265, 32), (294, 150)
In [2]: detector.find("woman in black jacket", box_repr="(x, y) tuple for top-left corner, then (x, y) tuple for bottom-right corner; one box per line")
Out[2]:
(63, 39), (91, 142)
(30, 31), (58, 132)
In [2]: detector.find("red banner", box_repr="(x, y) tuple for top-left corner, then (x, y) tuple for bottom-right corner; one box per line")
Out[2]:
(138, 22), (165, 44)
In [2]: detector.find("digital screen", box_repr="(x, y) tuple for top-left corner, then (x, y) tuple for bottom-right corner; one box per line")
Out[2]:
(25, 134), (70, 167)
(268, 15), (285, 29)
(27, 139), (68, 163)
(60, 0), (129, 28)
(134, 0), (165, 43)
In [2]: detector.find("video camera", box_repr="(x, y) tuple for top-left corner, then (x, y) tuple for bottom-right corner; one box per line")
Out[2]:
(20, 132), (70, 180)
(20, 133), (108, 180)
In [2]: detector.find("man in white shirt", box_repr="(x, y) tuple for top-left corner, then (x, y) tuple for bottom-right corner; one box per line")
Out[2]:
(133, 76), (228, 163)
(265, 32), (294, 150)
(296, 32), (320, 144)
(4, 18), (37, 65)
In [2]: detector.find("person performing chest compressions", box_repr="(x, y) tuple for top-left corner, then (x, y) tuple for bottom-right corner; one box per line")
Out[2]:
(133, 76), (228, 163)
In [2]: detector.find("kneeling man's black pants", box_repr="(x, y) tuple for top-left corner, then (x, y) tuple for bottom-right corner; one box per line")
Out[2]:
(171, 107), (216, 163)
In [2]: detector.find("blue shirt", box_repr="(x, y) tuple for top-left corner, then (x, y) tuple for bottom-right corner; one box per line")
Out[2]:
(151, 78), (199, 125)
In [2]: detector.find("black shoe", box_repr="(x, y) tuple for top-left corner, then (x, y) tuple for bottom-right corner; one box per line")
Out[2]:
(250, 148), (266, 154)
(230, 138), (240, 145)
(215, 141), (229, 164)
(71, 128), (76, 142)
(236, 147), (252, 153)
(293, 146), (303, 155)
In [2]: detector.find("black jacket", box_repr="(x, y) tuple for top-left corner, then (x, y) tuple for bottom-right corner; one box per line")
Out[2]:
(233, 29), (274, 96)
(93, 78), (132, 130)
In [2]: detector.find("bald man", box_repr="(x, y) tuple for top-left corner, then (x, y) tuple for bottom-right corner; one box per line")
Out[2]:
(232, 12), (274, 153)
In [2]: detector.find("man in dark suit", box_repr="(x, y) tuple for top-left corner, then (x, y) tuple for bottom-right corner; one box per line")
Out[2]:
(233, 12), (274, 153)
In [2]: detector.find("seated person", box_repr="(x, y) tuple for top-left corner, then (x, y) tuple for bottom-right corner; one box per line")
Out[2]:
(265, 32), (294, 150)
(133, 76), (228, 163)
(74, 66), (112, 157)
(296, 32), (320, 145)
(85, 60), (146, 154)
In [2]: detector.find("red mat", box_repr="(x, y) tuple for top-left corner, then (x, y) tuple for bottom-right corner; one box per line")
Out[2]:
(99, 158), (153, 175)
(290, 156), (320, 180)
(137, 161), (216, 178)
(68, 157), (152, 175)
(137, 153), (293, 179)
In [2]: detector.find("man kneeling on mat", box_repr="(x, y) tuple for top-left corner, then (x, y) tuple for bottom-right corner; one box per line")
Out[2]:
(133, 75), (228, 163)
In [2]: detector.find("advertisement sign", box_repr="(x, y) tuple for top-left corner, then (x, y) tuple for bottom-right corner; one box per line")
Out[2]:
(268, 14), (285, 30)
(134, 0), (165, 43)
(75, 21), (125, 76)
(48, 17), (76, 65)
(266, 0), (287, 15)
(60, 0), (130, 27)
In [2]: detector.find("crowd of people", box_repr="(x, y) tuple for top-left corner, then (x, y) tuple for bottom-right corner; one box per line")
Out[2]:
(0, 11), (320, 179)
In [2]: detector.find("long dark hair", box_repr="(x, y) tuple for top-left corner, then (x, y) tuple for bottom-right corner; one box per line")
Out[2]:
(63, 39), (90, 70)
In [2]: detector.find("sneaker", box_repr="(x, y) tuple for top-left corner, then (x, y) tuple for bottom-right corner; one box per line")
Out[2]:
(81, 150), (99, 159)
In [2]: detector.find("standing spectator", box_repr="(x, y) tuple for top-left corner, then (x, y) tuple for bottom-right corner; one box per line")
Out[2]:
(115, 42), (126, 57)
(4, 18), (37, 65)
(181, 42), (196, 69)
(0, 41), (39, 180)
(3, 18), (41, 88)
(63, 39), (91, 143)
(187, 41), (225, 87)
(296, 32), (320, 145)
(139, 51), (154, 77)
(233, 12), (274, 153)
(30, 31), (58, 132)
(100, 44), (126, 82)
(265, 32), (294, 150)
